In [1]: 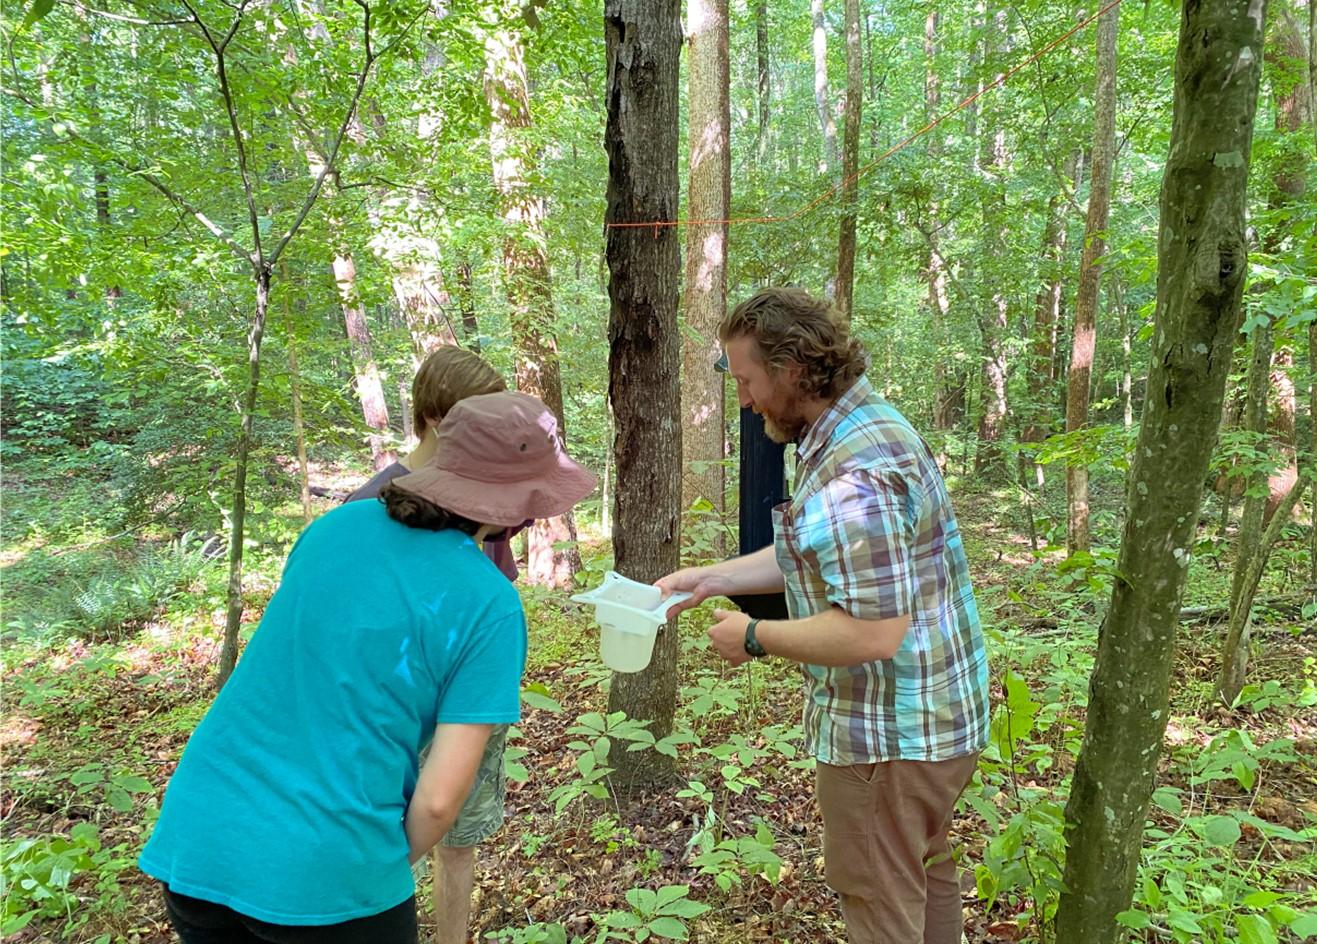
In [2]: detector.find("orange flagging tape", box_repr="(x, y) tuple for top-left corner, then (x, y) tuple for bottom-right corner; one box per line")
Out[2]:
(606, 0), (1127, 232)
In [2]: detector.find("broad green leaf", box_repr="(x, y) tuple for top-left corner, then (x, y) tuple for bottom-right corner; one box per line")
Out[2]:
(1236, 914), (1278, 944)
(1201, 815), (1241, 847)
(21, 0), (55, 29)
(1116, 909), (1151, 929)
(648, 917), (690, 940)
(111, 774), (155, 794)
(1292, 913), (1317, 938)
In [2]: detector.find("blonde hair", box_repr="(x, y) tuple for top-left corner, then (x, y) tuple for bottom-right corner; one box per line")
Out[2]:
(412, 347), (506, 436)
(719, 287), (867, 399)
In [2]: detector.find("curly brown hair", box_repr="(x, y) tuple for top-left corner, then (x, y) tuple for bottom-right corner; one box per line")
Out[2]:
(718, 287), (867, 399)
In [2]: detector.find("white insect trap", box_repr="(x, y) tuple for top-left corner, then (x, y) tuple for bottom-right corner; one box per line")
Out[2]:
(571, 571), (692, 673)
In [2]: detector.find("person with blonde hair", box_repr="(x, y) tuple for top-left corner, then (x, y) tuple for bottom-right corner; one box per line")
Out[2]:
(660, 287), (988, 944)
(343, 346), (524, 943)
(141, 392), (596, 944)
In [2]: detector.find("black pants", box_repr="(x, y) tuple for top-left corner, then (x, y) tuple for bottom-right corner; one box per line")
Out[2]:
(162, 885), (418, 944)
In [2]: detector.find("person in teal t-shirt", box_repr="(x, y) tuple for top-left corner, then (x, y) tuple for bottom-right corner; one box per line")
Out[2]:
(139, 392), (596, 944)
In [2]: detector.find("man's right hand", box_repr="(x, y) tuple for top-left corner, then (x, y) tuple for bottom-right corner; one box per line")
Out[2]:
(655, 566), (734, 620)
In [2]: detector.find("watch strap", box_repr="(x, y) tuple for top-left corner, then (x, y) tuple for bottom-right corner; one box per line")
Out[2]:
(744, 618), (767, 658)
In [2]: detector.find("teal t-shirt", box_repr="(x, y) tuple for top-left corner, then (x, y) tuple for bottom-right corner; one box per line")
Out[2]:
(139, 500), (526, 924)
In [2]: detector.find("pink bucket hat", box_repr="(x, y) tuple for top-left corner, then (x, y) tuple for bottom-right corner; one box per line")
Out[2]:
(391, 391), (597, 527)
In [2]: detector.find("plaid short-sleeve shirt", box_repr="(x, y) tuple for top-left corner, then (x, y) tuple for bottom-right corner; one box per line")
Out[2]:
(774, 375), (989, 764)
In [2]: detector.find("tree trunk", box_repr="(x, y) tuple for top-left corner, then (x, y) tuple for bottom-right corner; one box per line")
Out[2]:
(682, 0), (730, 536)
(974, 10), (1009, 474)
(1260, 9), (1308, 524)
(485, 18), (584, 587)
(1055, 2), (1265, 939)
(1022, 159), (1074, 486)
(811, 0), (840, 173)
(333, 252), (396, 471)
(924, 12), (956, 433)
(1065, 1), (1119, 555)
(835, 0), (862, 320)
(219, 266), (273, 688)
(1116, 275), (1133, 429)
(604, 0), (683, 788)
(1266, 346), (1299, 524)
(1218, 479), (1307, 704)
(755, 0), (770, 159)
(456, 260), (481, 352)
(394, 263), (459, 357)
(284, 279), (312, 525)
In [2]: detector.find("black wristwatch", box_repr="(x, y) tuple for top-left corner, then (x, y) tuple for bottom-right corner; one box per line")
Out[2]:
(744, 618), (767, 658)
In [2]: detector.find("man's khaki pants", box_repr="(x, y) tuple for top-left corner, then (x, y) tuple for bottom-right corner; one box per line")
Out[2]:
(815, 752), (980, 944)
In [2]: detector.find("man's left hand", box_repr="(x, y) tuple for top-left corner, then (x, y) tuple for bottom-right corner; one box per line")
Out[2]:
(709, 609), (753, 666)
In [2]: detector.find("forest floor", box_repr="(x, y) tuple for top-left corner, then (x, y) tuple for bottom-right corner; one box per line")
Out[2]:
(2, 471), (1314, 944)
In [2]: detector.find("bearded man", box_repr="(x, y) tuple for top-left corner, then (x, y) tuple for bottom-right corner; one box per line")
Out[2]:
(659, 287), (989, 944)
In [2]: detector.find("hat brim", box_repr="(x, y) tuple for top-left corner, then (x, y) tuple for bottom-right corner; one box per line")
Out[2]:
(392, 455), (598, 528)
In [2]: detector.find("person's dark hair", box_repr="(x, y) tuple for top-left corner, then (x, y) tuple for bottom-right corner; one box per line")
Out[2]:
(379, 482), (483, 535)
(719, 286), (867, 399)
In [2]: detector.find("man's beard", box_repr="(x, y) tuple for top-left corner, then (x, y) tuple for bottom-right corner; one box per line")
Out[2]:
(763, 411), (806, 444)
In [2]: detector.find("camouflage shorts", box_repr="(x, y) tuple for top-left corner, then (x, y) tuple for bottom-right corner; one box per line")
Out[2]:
(439, 724), (509, 848)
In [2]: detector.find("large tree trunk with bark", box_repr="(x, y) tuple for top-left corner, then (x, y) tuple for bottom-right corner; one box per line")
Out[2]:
(333, 252), (396, 471)
(835, 0), (862, 320)
(604, 0), (683, 788)
(682, 0), (730, 535)
(1055, 2), (1265, 939)
(1065, 2), (1119, 554)
(485, 18), (583, 587)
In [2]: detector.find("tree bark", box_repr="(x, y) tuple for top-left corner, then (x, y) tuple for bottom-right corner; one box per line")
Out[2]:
(283, 277), (312, 526)
(1055, 1), (1266, 938)
(219, 267), (272, 688)
(811, 0), (840, 173)
(1022, 156), (1075, 485)
(394, 262), (459, 357)
(974, 9), (1009, 473)
(485, 17), (583, 587)
(1065, 1), (1120, 555)
(1116, 275), (1133, 429)
(682, 0), (730, 535)
(755, 0), (770, 159)
(924, 11), (962, 433)
(456, 260), (481, 352)
(333, 252), (396, 472)
(1218, 479), (1307, 703)
(835, 0), (862, 320)
(604, 0), (683, 788)
(1260, 9), (1308, 524)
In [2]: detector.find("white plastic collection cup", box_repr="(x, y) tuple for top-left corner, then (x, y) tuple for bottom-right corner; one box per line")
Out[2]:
(571, 571), (692, 673)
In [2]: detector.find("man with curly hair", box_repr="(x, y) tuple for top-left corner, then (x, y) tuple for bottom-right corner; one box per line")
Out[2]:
(659, 287), (989, 944)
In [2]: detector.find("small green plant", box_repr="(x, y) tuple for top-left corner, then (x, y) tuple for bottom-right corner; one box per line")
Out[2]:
(64, 763), (156, 814)
(593, 885), (712, 942)
(688, 819), (783, 893)
(548, 711), (656, 816)
(1, 823), (131, 936)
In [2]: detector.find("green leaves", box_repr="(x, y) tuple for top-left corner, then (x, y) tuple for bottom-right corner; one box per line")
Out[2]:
(1199, 816), (1241, 848)
(20, 0), (55, 30)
